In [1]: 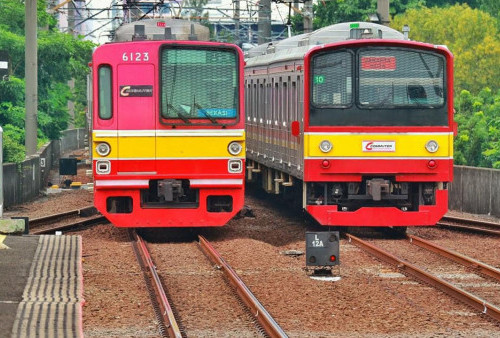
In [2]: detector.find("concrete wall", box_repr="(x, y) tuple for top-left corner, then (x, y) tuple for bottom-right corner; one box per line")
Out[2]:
(448, 165), (500, 217)
(2, 128), (86, 208)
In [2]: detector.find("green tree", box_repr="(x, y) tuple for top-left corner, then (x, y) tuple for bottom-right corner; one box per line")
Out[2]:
(454, 89), (500, 168)
(0, 76), (24, 106)
(293, 0), (426, 32)
(391, 4), (500, 94)
(2, 124), (25, 163)
(425, 0), (480, 8)
(0, 0), (94, 162)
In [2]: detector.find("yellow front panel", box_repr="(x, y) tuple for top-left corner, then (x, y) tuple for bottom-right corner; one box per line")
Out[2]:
(93, 130), (246, 159)
(156, 134), (245, 158)
(119, 136), (156, 159)
(305, 133), (453, 158)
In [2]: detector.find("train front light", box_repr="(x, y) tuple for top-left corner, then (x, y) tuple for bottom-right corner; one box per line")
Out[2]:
(228, 141), (242, 156)
(425, 140), (439, 153)
(96, 142), (111, 156)
(319, 140), (332, 153)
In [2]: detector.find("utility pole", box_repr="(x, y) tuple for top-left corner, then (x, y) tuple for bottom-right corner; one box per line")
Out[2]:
(67, 1), (76, 128)
(234, 0), (240, 46)
(377, 0), (390, 26)
(258, 0), (271, 44)
(25, 0), (38, 156)
(303, 0), (313, 33)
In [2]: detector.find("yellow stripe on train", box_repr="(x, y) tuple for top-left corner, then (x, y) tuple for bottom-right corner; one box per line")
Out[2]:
(92, 131), (245, 159)
(305, 133), (453, 158)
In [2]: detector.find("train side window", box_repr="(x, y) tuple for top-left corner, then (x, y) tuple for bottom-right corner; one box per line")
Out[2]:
(98, 65), (112, 119)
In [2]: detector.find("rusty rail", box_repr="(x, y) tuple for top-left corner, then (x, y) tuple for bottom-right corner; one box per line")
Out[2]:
(31, 215), (108, 234)
(347, 233), (500, 323)
(439, 215), (500, 236)
(198, 235), (288, 338)
(407, 235), (500, 282)
(30, 206), (98, 227)
(132, 231), (182, 338)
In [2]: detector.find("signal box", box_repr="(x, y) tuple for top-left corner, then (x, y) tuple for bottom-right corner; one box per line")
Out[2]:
(59, 158), (78, 176)
(306, 231), (340, 266)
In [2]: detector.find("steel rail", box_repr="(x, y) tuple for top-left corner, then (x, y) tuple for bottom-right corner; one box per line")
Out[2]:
(132, 231), (182, 338)
(437, 222), (500, 236)
(30, 215), (108, 234)
(30, 206), (97, 226)
(346, 233), (500, 323)
(198, 235), (288, 338)
(441, 215), (500, 229)
(407, 235), (500, 282)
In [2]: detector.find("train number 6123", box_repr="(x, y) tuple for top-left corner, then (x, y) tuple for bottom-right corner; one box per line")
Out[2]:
(122, 52), (149, 62)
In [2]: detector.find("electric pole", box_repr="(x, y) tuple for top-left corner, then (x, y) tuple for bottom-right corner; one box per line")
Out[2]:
(303, 0), (313, 33)
(25, 0), (38, 156)
(235, 0), (240, 46)
(258, 0), (271, 44)
(377, 0), (390, 26)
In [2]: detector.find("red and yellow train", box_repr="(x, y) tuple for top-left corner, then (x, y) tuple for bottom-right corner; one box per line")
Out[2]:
(91, 20), (245, 227)
(245, 22), (455, 228)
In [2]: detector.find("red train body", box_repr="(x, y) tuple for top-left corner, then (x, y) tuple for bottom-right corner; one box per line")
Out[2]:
(245, 22), (455, 228)
(91, 33), (245, 227)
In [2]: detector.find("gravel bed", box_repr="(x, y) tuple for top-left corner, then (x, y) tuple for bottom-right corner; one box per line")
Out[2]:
(147, 239), (259, 336)
(4, 176), (500, 336)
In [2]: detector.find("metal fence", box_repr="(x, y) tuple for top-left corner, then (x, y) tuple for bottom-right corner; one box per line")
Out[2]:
(449, 165), (500, 218)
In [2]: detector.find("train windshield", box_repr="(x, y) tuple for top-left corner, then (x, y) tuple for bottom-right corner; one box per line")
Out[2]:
(309, 47), (448, 127)
(160, 46), (239, 124)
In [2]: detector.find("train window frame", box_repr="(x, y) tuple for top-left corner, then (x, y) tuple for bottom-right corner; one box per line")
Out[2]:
(356, 47), (447, 109)
(307, 46), (449, 127)
(98, 65), (113, 120)
(309, 49), (354, 109)
(158, 44), (241, 127)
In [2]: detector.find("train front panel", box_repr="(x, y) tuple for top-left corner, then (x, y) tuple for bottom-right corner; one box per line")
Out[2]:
(92, 40), (245, 227)
(302, 40), (454, 226)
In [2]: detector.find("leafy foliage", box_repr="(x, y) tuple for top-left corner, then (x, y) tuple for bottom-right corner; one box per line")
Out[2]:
(0, 76), (24, 106)
(391, 4), (500, 94)
(1, 124), (25, 163)
(0, 0), (95, 163)
(454, 89), (500, 168)
(290, 0), (426, 32)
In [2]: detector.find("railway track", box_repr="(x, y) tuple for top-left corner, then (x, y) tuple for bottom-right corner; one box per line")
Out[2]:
(438, 215), (500, 236)
(29, 206), (109, 234)
(131, 230), (287, 337)
(347, 233), (500, 323)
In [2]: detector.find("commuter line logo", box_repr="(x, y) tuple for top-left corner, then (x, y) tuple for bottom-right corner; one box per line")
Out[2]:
(120, 85), (153, 97)
(362, 141), (396, 152)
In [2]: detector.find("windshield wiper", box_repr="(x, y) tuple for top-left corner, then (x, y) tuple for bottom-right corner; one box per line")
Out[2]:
(167, 104), (191, 124)
(418, 53), (443, 98)
(194, 102), (218, 125)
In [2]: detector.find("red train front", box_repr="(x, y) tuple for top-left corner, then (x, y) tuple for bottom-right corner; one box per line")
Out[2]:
(91, 35), (245, 227)
(245, 22), (455, 228)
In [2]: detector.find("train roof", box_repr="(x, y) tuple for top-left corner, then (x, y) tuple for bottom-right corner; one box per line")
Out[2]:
(245, 22), (406, 63)
(113, 18), (210, 42)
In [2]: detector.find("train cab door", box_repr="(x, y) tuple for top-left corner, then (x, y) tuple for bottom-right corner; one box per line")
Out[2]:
(116, 64), (156, 173)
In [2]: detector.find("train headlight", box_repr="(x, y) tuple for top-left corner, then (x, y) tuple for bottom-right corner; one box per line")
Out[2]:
(425, 140), (439, 153)
(96, 142), (111, 156)
(228, 142), (242, 156)
(319, 140), (332, 153)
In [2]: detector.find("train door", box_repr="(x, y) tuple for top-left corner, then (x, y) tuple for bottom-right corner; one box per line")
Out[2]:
(116, 64), (156, 173)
